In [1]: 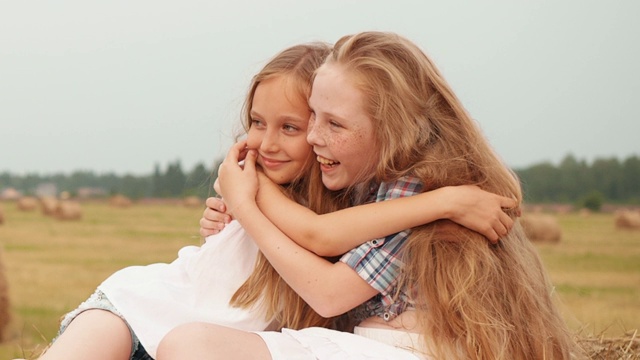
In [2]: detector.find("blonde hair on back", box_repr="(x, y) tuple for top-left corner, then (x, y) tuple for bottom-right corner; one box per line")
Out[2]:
(329, 32), (580, 359)
(229, 42), (346, 330)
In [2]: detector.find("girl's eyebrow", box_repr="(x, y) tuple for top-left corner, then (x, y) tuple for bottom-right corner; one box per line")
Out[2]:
(279, 115), (308, 126)
(313, 108), (348, 123)
(250, 109), (307, 124)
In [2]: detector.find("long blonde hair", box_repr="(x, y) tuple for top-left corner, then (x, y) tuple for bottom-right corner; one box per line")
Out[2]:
(329, 32), (580, 359)
(228, 42), (350, 330)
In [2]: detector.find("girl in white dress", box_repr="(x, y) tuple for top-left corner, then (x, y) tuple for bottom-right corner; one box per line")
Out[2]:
(37, 41), (516, 360)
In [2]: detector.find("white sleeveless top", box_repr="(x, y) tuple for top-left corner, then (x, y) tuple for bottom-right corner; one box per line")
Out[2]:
(98, 220), (272, 358)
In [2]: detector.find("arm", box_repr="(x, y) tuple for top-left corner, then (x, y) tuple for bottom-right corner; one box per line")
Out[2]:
(217, 144), (377, 317)
(255, 172), (516, 257)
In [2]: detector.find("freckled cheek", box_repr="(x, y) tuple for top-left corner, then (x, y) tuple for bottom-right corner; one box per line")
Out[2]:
(351, 130), (375, 156)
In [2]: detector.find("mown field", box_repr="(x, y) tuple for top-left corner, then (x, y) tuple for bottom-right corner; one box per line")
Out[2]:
(0, 201), (639, 359)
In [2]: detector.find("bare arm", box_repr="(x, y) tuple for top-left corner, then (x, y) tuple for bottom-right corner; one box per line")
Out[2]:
(202, 163), (517, 254)
(254, 172), (516, 256)
(218, 145), (377, 316)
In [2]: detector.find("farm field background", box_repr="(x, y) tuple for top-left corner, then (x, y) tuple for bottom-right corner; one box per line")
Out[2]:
(0, 201), (639, 359)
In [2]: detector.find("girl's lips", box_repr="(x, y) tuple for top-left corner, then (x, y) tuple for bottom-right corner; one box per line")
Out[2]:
(260, 156), (288, 169)
(316, 155), (339, 166)
(316, 155), (340, 174)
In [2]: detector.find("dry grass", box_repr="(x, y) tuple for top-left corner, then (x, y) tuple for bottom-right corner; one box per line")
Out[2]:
(0, 202), (639, 358)
(578, 330), (640, 359)
(0, 200), (203, 359)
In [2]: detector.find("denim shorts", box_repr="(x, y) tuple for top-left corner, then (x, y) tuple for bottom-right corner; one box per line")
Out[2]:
(57, 289), (152, 360)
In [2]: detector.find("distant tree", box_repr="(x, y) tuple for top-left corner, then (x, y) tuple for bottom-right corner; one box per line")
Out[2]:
(184, 162), (213, 198)
(558, 154), (589, 201)
(120, 174), (151, 199)
(517, 162), (561, 202)
(151, 163), (162, 197)
(164, 160), (186, 197)
(622, 155), (640, 203)
(5, 153), (634, 204)
(580, 190), (604, 212)
(591, 158), (623, 201)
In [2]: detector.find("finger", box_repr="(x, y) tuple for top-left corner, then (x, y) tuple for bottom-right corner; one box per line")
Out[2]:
(237, 147), (249, 163)
(205, 197), (226, 213)
(514, 206), (522, 217)
(203, 210), (229, 226)
(205, 196), (217, 208)
(485, 228), (499, 244)
(500, 196), (518, 210)
(499, 212), (514, 232)
(494, 220), (508, 238)
(224, 140), (248, 163)
(242, 149), (258, 173)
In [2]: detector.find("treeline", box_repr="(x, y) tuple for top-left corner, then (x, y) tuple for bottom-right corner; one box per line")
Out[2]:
(1, 154), (639, 205)
(515, 154), (640, 206)
(0, 159), (220, 200)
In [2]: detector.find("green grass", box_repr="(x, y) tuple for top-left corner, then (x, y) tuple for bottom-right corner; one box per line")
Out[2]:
(1, 202), (639, 358)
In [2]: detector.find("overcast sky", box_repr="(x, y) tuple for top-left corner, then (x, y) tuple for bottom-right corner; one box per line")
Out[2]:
(1, 1), (638, 176)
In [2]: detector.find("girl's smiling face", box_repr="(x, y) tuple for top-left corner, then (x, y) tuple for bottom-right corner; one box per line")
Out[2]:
(307, 63), (377, 191)
(246, 75), (313, 185)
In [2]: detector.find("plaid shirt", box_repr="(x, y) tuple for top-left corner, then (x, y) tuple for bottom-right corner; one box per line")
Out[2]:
(340, 176), (423, 322)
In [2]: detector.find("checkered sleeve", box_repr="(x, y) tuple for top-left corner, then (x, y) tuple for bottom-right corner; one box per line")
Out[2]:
(340, 176), (423, 301)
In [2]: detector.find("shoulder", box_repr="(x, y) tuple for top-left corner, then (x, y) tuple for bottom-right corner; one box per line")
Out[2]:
(376, 176), (423, 201)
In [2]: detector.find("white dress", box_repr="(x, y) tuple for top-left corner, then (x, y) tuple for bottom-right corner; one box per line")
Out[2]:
(98, 220), (272, 358)
(256, 327), (426, 360)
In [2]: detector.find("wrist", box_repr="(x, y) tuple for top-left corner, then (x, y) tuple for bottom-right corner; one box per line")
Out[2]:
(228, 198), (259, 223)
(438, 186), (455, 220)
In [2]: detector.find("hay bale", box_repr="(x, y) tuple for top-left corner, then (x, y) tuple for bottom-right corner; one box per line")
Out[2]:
(183, 196), (202, 208)
(579, 208), (591, 217)
(578, 332), (640, 359)
(16, 196), (38, 211)
(614, 210), (640, 230)
(0, 247), (10, 341)
(519, 213), (562, 243)
(54, 200), (82, 221)
(39, 196), (60, 216)
(109, 194), (133, 208)
(59, 191), (71, 200)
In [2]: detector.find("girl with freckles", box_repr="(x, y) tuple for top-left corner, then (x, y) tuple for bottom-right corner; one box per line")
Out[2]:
(35, 41), (513, 360)
(158, 31), (579, 360)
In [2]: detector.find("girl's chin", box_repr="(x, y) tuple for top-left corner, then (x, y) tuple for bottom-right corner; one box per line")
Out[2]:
(321, 176), (346, 191)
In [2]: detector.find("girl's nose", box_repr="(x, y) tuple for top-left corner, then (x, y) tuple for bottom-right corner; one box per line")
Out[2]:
(306, 119), (324, 147)
(260, 129), (279, 152)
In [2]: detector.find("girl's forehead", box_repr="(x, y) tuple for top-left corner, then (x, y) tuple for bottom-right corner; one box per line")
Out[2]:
(311, 66), (373, 129)
(255, 76), (306, 105)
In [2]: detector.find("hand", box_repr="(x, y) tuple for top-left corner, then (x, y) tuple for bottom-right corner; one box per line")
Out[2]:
(213, 177), (222, 197)
(217, 141), (259, 215)
(443, 185), (519, 243)
(199, 197), (232, 237)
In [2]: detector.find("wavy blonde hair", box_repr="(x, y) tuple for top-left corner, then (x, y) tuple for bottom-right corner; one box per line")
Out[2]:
(328, 32), (580, 359)
(228, 42), (352, 330)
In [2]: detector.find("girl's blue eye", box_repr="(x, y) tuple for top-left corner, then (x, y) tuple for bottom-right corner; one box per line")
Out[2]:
(283, 124), (300, 133)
